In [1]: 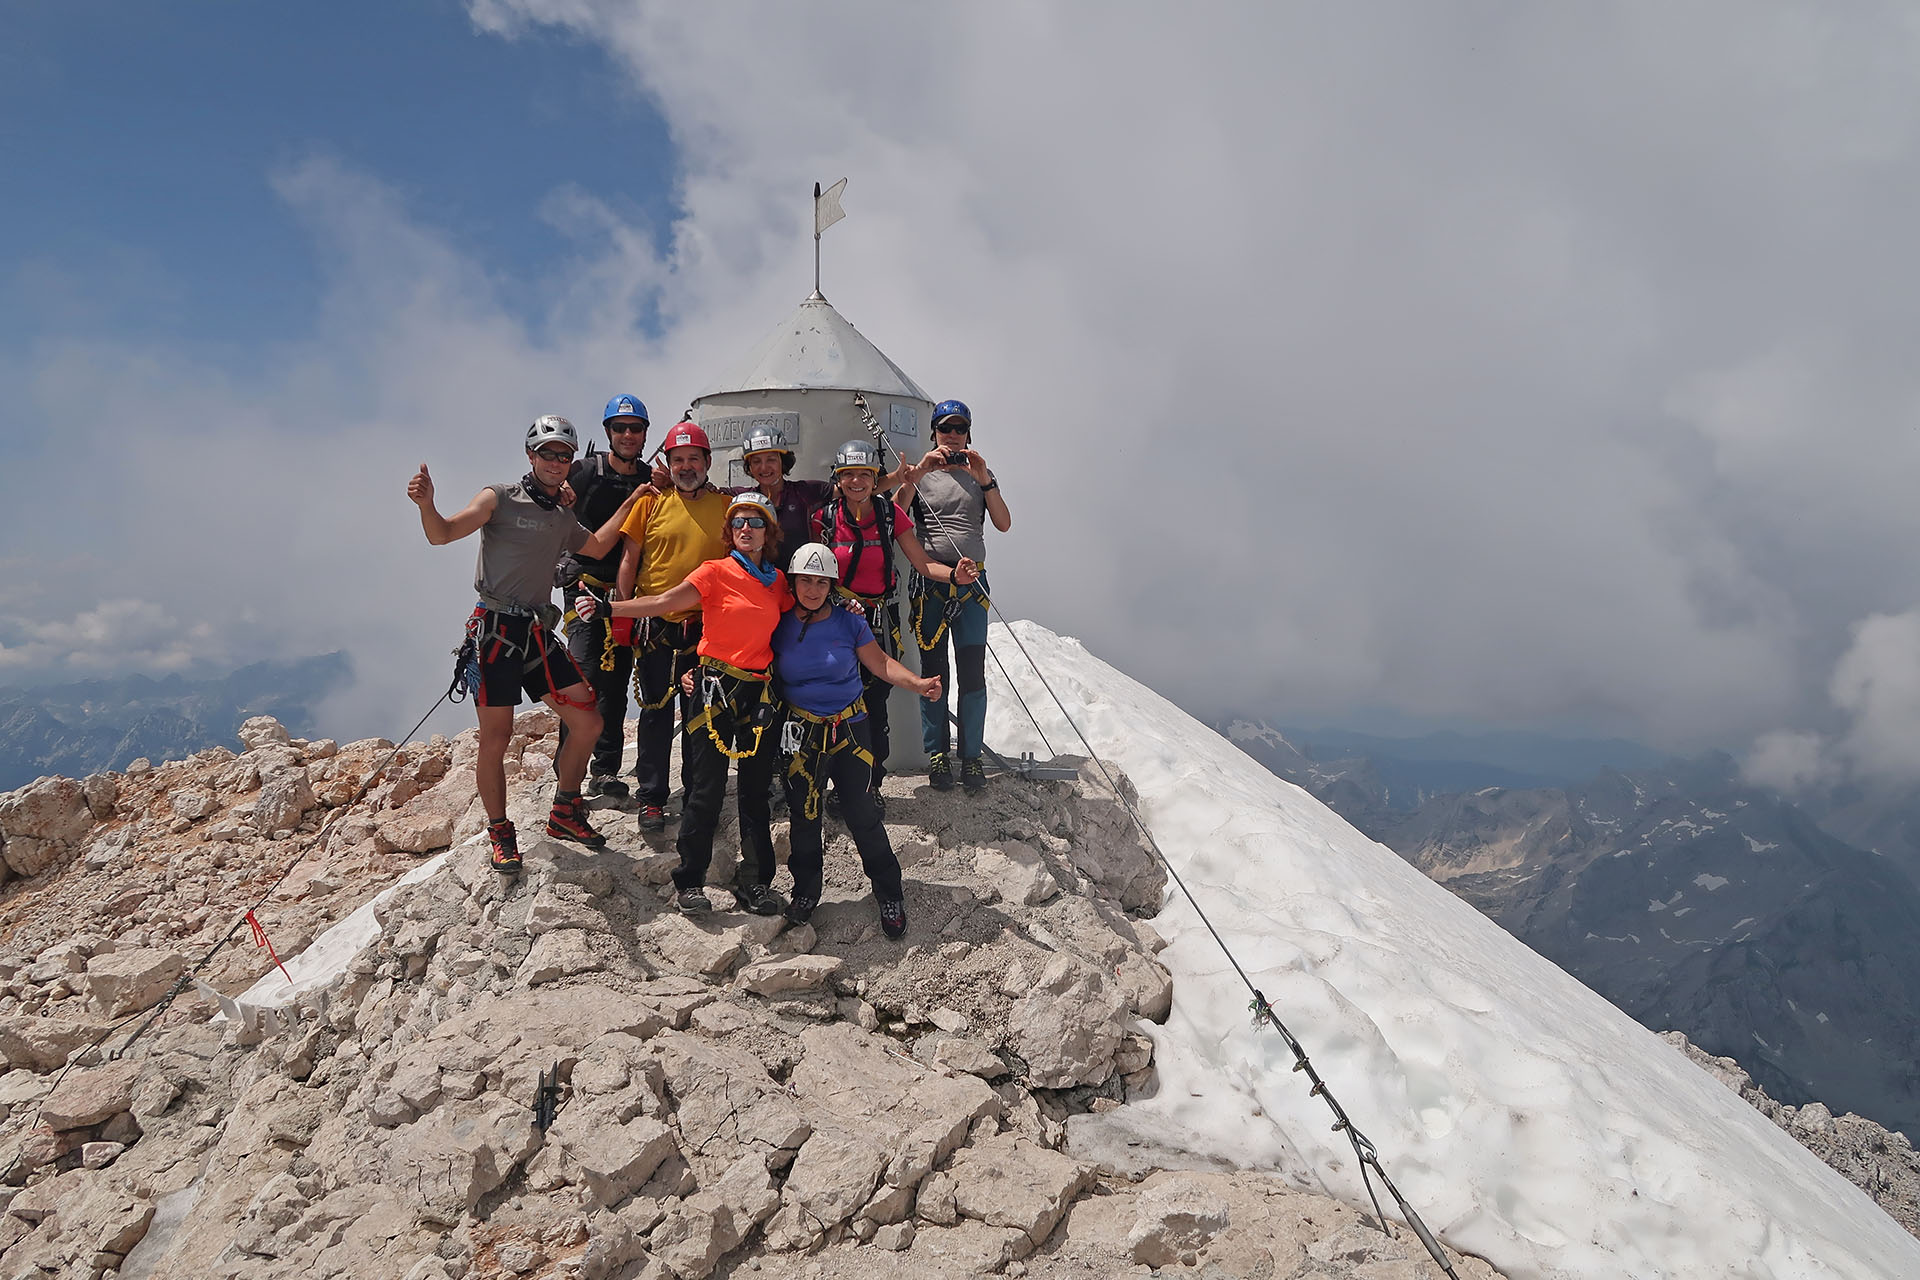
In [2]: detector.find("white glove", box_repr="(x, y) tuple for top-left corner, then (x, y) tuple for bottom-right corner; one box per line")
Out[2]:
(574, 594), (599, 622)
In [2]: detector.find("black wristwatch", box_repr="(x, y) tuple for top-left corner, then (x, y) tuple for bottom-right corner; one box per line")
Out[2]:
(980, 476), (999, 493)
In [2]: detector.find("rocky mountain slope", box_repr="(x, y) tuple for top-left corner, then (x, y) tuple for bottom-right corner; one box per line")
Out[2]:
(1231, 728), (1920, 1140)
(0, 654), (351, 791)
(0, 713), (1504, 1279)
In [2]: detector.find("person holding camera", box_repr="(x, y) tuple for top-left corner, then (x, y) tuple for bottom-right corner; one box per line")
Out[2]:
(907, 400), (1011, 794)
(593, 491), (793, 916)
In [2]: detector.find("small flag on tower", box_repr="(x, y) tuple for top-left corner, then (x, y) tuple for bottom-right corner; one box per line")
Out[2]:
(814, 178), (847, 237)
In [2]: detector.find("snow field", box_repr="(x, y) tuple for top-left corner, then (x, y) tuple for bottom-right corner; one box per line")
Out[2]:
(982, 620), (1920, 1280)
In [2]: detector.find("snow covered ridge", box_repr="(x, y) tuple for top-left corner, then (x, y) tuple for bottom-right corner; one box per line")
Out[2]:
(981, 621), (1920, 1280)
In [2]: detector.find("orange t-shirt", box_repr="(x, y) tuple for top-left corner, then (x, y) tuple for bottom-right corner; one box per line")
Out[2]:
(686, 555), (794, 672)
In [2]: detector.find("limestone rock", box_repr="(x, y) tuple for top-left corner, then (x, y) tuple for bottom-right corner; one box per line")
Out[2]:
(81, 773), (119, 820)
(0, 1014), (112, 1072)
(653, 1032), (812, 1181)
(238, 716), (293, 750)
(976, 841), (1062, 906)
(376, 810), (456, 854)
(736, 953), (843, 997)
(1125, 1174), (1232, 1265)
(254, 768), (316, 833)
(780, 1131), (889, 1233)
(649, 1155), (780, 1279)
(169, 787), (218, 821)
(554, 1106), (676, 1207)
(946, 1134), (1092, 1245)
(85, 947), (187, 1018)
(788, 1023), (1000, 1190)
(0, 776), (93, 846)
(522, 929), (606, 986)
(1007, 955), (1129, 1087)
(648, 916), (747, 977)
(933, 1036), (1008, 1080)
(525, 885), (608, 935)
(40, 1058), (141, 1130)
(1117, 953), (1174, 1023)
(382, 1096), (539, 1220)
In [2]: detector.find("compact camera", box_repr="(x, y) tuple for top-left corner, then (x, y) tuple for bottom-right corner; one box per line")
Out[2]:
(940, 450), (969, 466)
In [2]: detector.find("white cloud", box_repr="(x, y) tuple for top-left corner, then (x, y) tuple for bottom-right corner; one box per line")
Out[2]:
(11, 4), (1920, 763)
(0, 598), (214, 678)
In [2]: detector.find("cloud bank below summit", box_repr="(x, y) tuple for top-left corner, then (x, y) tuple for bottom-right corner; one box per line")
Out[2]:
(8, 3), (1920, 775)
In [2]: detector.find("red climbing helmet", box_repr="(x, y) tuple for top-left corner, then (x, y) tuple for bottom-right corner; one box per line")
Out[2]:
(662, 421), (711, 455)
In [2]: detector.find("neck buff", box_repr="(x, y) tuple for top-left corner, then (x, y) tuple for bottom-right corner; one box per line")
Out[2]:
(521, 472), (561, 511)
(731, 549), (779, 586)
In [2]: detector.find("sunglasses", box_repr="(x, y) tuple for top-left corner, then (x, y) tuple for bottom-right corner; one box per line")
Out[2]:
(532, 447), (575, 463)
(728, 515), (769, 529)
(934, 424), (969, 435)
(607, 423), (647, 434)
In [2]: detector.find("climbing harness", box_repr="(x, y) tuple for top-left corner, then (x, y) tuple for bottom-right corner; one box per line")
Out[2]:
(833, 584), (903, 656)
(910, 574), (989, 652)
(628, 617), (700, 712)
(686, 655), (778, 761)
(783, 696), (875, 820)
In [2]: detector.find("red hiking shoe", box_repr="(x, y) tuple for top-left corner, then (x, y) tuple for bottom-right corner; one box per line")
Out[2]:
(546, 793), (607, 848)
(488, 818), (521, 873)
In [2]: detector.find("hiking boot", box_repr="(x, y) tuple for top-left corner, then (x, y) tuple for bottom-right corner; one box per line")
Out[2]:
(785, 893), (819, 925)
(677, 887), (712, 916)
(587, 775), (629, 799)
(961, 757), (987, 794)
(879, 897), (908, 940)
(488, 819), (521, 874)
(736, 882), (787, 917)
(546, 793), (607, 847)
(638, 804), (667, 832)
(928, 752), (954, 791)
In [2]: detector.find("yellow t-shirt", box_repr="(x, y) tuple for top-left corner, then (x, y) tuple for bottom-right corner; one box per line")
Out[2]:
(620, 488), (731, 622)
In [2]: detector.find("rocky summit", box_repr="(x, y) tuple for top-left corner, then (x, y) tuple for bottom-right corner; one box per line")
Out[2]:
(0, 710), (1508, 1279)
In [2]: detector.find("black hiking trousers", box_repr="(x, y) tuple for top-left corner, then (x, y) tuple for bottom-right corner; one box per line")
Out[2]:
(673, 680), (780, 892)
(785, 717), (902, 903)
(633, 618), (700, 808)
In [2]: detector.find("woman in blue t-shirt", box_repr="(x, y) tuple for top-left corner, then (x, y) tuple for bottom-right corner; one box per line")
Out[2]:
(774, 542), (941, 939)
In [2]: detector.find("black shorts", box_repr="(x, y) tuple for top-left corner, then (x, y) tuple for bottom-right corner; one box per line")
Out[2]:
(470, 609), (589, 708)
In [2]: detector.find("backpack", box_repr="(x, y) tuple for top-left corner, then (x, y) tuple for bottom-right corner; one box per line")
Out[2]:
(817, 496), (897, 597)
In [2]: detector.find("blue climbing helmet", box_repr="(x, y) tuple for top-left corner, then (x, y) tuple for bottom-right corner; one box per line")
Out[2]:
(602, 394), (649, 427)
(931, 399), (972, 434)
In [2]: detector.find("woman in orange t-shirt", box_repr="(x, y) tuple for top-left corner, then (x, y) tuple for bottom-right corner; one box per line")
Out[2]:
(605, 492), (792, 916)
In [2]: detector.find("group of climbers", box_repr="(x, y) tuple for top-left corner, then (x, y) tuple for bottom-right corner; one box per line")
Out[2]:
(407, 395), (1011, 939)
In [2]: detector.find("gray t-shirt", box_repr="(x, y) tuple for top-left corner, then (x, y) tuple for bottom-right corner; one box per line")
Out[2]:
(474, 481), (589, 611)
(912, 468), (991, 565)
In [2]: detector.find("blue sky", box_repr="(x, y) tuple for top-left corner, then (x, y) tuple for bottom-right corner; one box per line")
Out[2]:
(5, 2), (1920, 783)
(1, 1), (674, 355)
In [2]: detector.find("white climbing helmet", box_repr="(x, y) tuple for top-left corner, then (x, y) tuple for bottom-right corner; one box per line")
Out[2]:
(788, 542), (840, 581)
(525, 415), (578, 453)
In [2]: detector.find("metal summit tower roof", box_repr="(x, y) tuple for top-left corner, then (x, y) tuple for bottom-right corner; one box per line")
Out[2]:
(694, 294), (932, 402)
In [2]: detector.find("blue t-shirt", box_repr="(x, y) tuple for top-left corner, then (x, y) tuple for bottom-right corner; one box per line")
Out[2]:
(773, 606), (875, 717)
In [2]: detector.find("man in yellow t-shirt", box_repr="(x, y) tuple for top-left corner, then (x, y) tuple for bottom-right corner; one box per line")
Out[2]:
(615, 421), (731, 830)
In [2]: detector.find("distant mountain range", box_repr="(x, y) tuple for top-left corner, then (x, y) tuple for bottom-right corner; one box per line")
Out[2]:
(0, 654), (352, 790)
(1222, 718), (1920, 1139)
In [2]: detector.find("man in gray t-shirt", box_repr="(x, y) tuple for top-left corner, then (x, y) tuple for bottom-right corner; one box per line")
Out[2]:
(904, 399), (1012, 794)
(408, 415), (641, 872)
